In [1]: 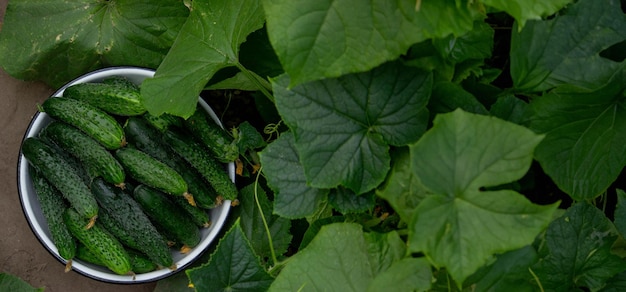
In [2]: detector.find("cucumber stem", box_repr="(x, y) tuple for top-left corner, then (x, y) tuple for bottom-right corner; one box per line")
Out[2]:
(183, 192), (196, 207)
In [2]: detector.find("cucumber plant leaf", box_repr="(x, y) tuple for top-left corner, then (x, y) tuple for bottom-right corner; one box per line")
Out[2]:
(269, 223), (373, 291)
(259, 132), (329, 219)
(432, 20), (494, 64)
(140, 0), (265, 118)
(364, 231), (407, 277)
(376, 147), (430, 224)
(408, 109), (557, 286)
(510, 0), (626, 92)
(532, 202), (626, 291)
(0, 273), (43, 292)
(367, 258), (432, 292)
(0, 0), (189, 88)
(272, 61), (433, 194)
(262, 0), (483, 87)
(464, 246), (538, 292)
(186, 220), (274, 291)
(238, 183), (292, 264)
(615, 189), (626, 238)
(328, 188), (376, 214)
(529, 79), (626, 200)
(481, 0), (572, 29)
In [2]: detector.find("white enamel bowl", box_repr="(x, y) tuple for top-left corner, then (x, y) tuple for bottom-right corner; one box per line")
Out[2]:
(17, 67), (233, 283)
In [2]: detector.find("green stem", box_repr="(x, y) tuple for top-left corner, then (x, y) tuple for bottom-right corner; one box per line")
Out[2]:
(254, 166), (279, 265)
(235, 61), (275, 103)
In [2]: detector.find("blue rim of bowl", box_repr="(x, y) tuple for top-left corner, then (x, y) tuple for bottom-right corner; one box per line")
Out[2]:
(16, 66), (233, 284)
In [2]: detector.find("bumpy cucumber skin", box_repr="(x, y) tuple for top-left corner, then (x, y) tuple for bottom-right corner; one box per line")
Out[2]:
(91, 178), (173, 268)
(76, 244), (158, 274)
(96, 210), (142, 250)
(63, 82), (145, 116)
(30, 166), (76, 262)
(63, 208), (132, 275)
(142, 112), (183, 132)
(184, 107), (239, 162)
(171, 195), (211, 228)
(40, 121), (125, 187)
(132, 185), (201, 248)
(163, 130), (238, 201)
(114, 147), (189, 197)
(101, 76), (140, 91)
(22, 137), (98, 221)
(125, 117), (216, 208)
(41, 97), (126, 150)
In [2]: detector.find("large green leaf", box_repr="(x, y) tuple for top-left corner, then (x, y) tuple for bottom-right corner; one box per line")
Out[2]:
(408, 109), (557, 286)
(529, 80), (626, 200)
(263, 0), (483, 86)
(0, 0), (188, 88)
(481, 0), (572, 28)
(376, 147), (430, 224)
(465, 246), (538, 292)
(367, 258), (432, 292)
(259, 132), (329, 219)
(140, 0), (265, 118)
(269, 223), (373, 291)
(0, 273), (43, 292)
(272, 61), (432, 194)
(432, 20), (494, 64)
(186, 220), (274, 291)
(510, 0), (626, 92)
(533, 202), (626, 291)
(238, 184), (292, 264)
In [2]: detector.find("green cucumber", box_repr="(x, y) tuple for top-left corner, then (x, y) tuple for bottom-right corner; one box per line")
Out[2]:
(124, 116), (216, 208)
(30, 166), (76, 272)
(63, 82), (145, 116)
(172, 196), (211, 228)
(22, 137), (98, 226)
(163, 130), (238, 201)
(142, 112), (183, 132)
(91, 178), (174, 269)
(184, 106), (239, 162)
(114, 147), (195, 206)
(40, 121), (126, 188)
(63, 208), (132, 275)
(75, 244), (157, 274)
(41, 97), (126, 150)
(101, 76), (140, 91)
(132, 185), (201, 250)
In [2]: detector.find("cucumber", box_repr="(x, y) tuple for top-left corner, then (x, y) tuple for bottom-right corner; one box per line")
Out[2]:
(95, 210), (142, 251)
(63, 82), (145, 116)
(40, 121), (126, 188)
(91, 178), (174, 269)
(114, 147), (195, 206)
(22, 137), (98, 227)
(41, 97), (126, 150)
(101, 76), (140, 91)
(124, 116), (216, 208)
(75, 244), (157, 274)
(184, 106), (239, 162)
(142, 112), (183, 132)
(63, 208), (132, 275)
(132, 185), (201, 250)
(30, 166), (76, 272)
(172, 196), (211, 228)
(163, 129), (238, 201)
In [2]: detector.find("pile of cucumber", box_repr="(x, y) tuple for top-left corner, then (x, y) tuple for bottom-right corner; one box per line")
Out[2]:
(21, 76), (239, 277)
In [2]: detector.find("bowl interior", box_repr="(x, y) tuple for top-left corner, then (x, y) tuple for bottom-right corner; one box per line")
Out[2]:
(17, 67), (234, 283)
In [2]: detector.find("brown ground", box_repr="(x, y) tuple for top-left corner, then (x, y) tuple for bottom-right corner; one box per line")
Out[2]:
(0, 1), (156, 291)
